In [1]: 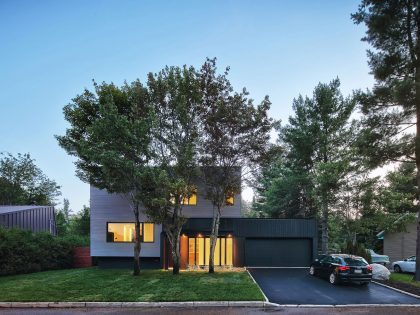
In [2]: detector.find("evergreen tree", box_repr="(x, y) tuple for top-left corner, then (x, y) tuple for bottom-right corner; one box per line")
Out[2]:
(352, 0), (420, 279)
(258, 79), (355, 253)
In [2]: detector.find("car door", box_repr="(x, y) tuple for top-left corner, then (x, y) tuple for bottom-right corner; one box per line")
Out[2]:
(407, 256), (416, 273)
(319, 255), (333, 277)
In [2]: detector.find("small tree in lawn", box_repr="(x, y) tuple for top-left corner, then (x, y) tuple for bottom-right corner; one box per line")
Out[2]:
(57, 81), (154, 275)
(143, 65), (201, 275)
(199, 59), (273, 273)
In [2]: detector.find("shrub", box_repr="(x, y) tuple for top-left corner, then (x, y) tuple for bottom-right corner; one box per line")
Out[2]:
(0, 227), (89, 276)
(341, 240), (372, 263)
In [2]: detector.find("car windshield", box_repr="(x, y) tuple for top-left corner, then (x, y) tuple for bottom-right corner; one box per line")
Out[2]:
(344, 257), (368, 266)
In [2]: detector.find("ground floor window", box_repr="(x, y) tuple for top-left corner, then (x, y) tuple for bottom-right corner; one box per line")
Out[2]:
(107, 222), (154, 243)
(188, 236), (233, 266)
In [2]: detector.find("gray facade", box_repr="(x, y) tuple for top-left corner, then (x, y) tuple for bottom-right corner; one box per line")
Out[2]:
(91, 183), (318, 268)
(384, 222), (417, 264)
(0, 205), (56, 235)
(90, 184), (241, 258)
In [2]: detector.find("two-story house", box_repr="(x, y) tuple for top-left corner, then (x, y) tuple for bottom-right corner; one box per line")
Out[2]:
(90, 178), (318, 269)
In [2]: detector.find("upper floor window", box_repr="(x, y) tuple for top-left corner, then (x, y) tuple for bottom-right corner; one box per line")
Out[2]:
(182, 188), (197, 205)
(170, 187), (197, 206)
(225, 192), (234, 206)
(107, 222), (154, 243)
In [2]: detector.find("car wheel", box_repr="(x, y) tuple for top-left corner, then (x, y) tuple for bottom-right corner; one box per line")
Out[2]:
(309, 266), (316, 276)
(329, 272), (338, 285)
(394, 265), (402, 273)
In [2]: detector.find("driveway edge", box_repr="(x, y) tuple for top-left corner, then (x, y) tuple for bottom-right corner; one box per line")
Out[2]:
(372, 280), (420, 299)
(245, 268), (269, 302)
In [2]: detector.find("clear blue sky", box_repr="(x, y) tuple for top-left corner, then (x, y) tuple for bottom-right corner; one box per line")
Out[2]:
(0, 0), (374, 213)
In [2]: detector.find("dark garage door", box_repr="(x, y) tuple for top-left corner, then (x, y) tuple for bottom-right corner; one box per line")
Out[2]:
(245, 238), (312, 267)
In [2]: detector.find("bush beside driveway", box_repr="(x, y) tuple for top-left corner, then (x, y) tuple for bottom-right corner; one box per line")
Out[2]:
(0, 267), (264, 302)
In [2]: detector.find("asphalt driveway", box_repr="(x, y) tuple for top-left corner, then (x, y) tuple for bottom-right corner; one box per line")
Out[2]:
(248, 268), (420, 305)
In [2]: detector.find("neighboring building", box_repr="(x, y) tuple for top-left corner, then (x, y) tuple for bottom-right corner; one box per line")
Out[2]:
(91, 178), (318, 269)
(380, 222), (417, 264)
(0, 205), (57, 235)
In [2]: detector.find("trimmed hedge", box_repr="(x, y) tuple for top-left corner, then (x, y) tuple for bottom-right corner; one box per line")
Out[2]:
(0, 228), (89, 276)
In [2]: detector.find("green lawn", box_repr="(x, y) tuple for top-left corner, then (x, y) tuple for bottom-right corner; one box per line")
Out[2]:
(389, 273), (420, 288)
(0, 268), (264, 302)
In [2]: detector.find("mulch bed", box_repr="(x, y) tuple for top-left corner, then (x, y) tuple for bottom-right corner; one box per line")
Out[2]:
(375, 279), (420, 296)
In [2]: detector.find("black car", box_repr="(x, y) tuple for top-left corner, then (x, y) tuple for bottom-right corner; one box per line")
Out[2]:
(309, 254), (372, 285)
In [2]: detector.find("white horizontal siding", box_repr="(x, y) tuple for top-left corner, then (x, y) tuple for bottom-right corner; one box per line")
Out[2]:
(90, 180), (242, 257)
(90, 186), (162, 257)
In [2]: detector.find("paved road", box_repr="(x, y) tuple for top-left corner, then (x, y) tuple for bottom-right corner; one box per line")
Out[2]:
(248, 268), (420, 305)
(0, 307), (420, 315)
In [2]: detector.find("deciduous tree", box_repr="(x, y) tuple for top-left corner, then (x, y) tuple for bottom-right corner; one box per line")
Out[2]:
(198, 59), (273, 273)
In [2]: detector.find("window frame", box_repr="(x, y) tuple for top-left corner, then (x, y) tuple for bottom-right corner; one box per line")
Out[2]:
(106, 222), (155, 243)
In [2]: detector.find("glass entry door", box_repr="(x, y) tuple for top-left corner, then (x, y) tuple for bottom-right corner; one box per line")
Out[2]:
(188, 236), (233, 266)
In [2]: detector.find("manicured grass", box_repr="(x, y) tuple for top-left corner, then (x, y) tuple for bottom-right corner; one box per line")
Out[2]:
(389, 273), (420, 288)
(0, 268), (264, 302)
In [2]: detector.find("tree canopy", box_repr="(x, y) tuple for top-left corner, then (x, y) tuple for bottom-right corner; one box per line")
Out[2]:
(0, 153), (61, 206)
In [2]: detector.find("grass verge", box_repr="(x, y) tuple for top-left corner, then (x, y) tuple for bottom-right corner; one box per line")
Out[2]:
(0, 267), (264, 302)
(376, 273), (420, 296)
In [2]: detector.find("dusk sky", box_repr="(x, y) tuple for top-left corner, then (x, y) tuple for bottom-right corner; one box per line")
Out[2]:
(0, 0), (374, 212)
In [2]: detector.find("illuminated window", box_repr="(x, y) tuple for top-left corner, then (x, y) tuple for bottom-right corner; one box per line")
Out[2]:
(107, 222), (154, 243)
(143, 223), (154, 243)
(182, 188), (197, 205)
(188, 236), (233, 266)
(170, 187), (197, 206)
(225, 192), (234, 206)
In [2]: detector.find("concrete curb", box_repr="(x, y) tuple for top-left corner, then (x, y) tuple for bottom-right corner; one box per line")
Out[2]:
(0, 301), (270, 308)
(372, 280), (420, 299)
(2, 301), (420, 308)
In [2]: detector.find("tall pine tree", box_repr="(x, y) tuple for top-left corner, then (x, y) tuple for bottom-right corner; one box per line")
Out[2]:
(352, 0), (420, 280)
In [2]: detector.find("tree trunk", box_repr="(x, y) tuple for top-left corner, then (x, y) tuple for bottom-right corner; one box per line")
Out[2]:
(172, 234), (181, 275)
(209, 208), (221, 274)
(164, 205), (183, 275)
(133, 204), (141, 276)
(321, 197), (329, 254)
(414, 3), (420, 282)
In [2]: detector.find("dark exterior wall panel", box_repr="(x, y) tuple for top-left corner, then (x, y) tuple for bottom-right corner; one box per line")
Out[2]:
(0, 206), (56, 235)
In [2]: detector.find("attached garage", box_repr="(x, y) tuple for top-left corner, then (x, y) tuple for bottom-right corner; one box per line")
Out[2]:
(244, 238), (312, 267)
(179, 218), (318, 269)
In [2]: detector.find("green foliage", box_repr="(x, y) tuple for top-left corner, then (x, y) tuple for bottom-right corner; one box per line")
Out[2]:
(69, 206), (90, 236)
(254, 156), (314, 218)
(341, 240), (372, 264)
(0, 153), (61, 205)
(351, 1), (417, 168)
(55, 199), (90, 237)
(0, 228), (87, 276)
(254, 78), (355, 253)
(379, 162), (418, 214)
(55, 210), (68, 236)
